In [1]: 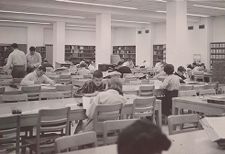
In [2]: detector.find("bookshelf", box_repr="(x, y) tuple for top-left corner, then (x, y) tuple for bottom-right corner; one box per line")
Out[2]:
(36, 46), (46, 62)
(112, 46), (136, 65)
(210, 42), (225, 70)
(65, 45), (95, 64)
(153, 44), (166, 66)
(0, 44), (27, 66)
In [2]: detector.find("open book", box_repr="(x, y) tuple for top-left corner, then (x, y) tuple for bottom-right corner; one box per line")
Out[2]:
(200, 116), (225, 142)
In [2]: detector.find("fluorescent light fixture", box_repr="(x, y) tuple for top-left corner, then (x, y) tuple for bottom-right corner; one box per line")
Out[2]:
(112, 19), (150, 24)
(56, 0), (137, 10)
(155, 0), (167, 3)
(67, 24), (95, 28)
(156, 10), (209, 17)
(193, 4), (225, 11)
(0, 19), (51, 25)
(0, 10), (85, 19)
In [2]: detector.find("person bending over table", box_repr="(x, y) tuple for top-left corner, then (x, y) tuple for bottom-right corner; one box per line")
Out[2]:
(160, 64), (180, 116)
(76, 70), (106, 97)
(20, 65), (54, 86)
(117, 119), (171, 154)
(174, 66), (187, 83)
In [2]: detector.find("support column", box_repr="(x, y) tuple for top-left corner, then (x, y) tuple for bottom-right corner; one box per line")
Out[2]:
(53, 21), (65, 67)
(166, 0), (190, 68)
(96, 13), (111, 67)
(27, 25), (44, 52)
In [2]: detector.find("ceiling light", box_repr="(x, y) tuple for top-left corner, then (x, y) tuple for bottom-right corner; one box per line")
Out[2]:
(112, 19), (150, 24)
(56, 0), (137, 10)
(156, 11), (209, 17)
(0, 10), (85, 19)
(0, 19), (51, 25)
(193, 4), (225, 11)
(155, 0), (167, 3)
(67, 24), (95, 28)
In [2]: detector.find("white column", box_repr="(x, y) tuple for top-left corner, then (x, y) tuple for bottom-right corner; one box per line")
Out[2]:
(53, 21), (65, 66)
(136, 25), (153, 67)
(96, 13), (111, 67)
(27, 25), (44, 52)
(166, 0), (190, 68)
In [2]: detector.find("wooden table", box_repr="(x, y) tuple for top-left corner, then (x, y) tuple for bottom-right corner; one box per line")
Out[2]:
(0, 98), (86, 129)
(59, 130), (224, 154)
(172, 96), (225, 115)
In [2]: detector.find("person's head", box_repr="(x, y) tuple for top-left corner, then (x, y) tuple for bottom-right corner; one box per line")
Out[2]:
(117, 119), (171, 154)
(11, 43), (18, 49)
(35, 65), (46, 77)
(92, 70), (103, 86)
(29, 46), (36, 55)
(108, 78), (123, 95)
(79, 62), (87, 68)
(164, 64), (174, 75)
(177, 66), (186, 76)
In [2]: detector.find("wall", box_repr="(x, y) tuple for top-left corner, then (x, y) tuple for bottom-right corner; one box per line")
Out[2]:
(152, 23), (166, 45)
(112, 27), (136, 46)
(212, 16), (225, 42)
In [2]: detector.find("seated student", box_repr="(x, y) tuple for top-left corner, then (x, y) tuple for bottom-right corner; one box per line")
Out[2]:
(174, 66), (187, 83)
(20, 65), (54, 86)
(117, 119), (171, 154)
(88, 60), (96, 73)
(115, 61), (132, 78)
(160, 64), (180, 116)
(83, 78), (127, 131)
(76, 70), (106, 96)
(77, 62), (91, 75)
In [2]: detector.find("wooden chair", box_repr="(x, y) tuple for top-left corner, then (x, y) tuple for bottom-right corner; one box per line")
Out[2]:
(132, 97), (156, 121)
(178, 90), (197, 97)
(199, 89), (216, 96)
(21, 85), (41, 101)
(179, 85), (193, 91)
(83, 74), (93, 79)
(55, 131), (97, 153)
(139, 85), (154, 96)
(22, 107), (70, 154)
(58, 74), (71, 84)
(93, 103), (123, 135)
(0, 94), (28, 103)
(0, 86), (5, 94)
(56, 84), (73, 98)
(168, 114), (201, 135)
(0, 115), (20, 154)
(71, 79), (85, 88)
(103, 119), (137, 145)
(39, 91), (64, 100)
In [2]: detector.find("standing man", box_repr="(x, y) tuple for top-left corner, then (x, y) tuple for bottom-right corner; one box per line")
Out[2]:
(26, 46), (42, 73)
(3, 43), (27, 79)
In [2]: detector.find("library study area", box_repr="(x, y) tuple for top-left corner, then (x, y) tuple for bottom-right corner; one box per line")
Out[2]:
(0, 0), (225, 154)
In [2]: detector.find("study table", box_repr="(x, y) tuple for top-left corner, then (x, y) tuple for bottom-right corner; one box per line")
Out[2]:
(172, 95), (225, 115)
(59, 130), (224, 154)
(0, 98), (86, 129)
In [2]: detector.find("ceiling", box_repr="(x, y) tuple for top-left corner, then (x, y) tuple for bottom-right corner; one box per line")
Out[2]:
(0, 0), (225, 28)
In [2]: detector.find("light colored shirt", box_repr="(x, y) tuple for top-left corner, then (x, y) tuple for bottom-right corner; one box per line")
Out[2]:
(88, 64), (95, 72)
(77, 67), (91, 76)
(4, 49), (27, 70)
(20, 71), (54, 86)
(160, 74), (180, 91)
(26, 52), (42, 68)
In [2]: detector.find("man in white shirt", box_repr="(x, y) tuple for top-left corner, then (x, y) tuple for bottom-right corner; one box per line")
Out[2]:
(3, 43), (27, 78)
(26, 46), (42, 73)
(21, 65), (54, 86)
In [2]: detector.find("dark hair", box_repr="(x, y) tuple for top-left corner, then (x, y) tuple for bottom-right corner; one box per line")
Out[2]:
(37, 65), (46, 72)
(11, 43), (18, 49)
(117, 61), (124, 66)
(164, 64), (174, 75)
(117, 119), (171, 154)
(108, 78), (123, 95)
(29, 46), (36, 51)
(177, 66), (186, 72)
(93, 70), (103, 78)
(79, 62), (87, 68)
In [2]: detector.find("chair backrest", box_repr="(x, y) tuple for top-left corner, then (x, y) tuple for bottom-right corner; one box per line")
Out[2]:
(103, 119), (137, 145)
(55, 131), (97, 153)
(21, 86), (41, 101)
(56, 84), (73, 98)
(132, 96), (156, 120)
(93, 103), (123, 133)
(0, 115), (20, 154)
(139, 85), (155, 96)
(1, 94), (28, 103)
(0, 86), (5, 94)
(83, 74), (93, 79)
(58, 74), (71, 84)
(168, 114), (201, 135)
(179, 85), (193, 91)
(39, 91), (64, 100)
(178, 90), (197, 97)
(199, 89), (216, 96)
(36, 107), (70, 153)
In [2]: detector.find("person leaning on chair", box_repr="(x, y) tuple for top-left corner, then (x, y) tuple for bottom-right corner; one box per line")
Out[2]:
(117, 119), (171, 154)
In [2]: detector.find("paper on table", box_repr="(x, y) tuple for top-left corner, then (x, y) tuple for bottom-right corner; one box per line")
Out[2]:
(22, 107), (50, 114)
(200, 117), (225, 142)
